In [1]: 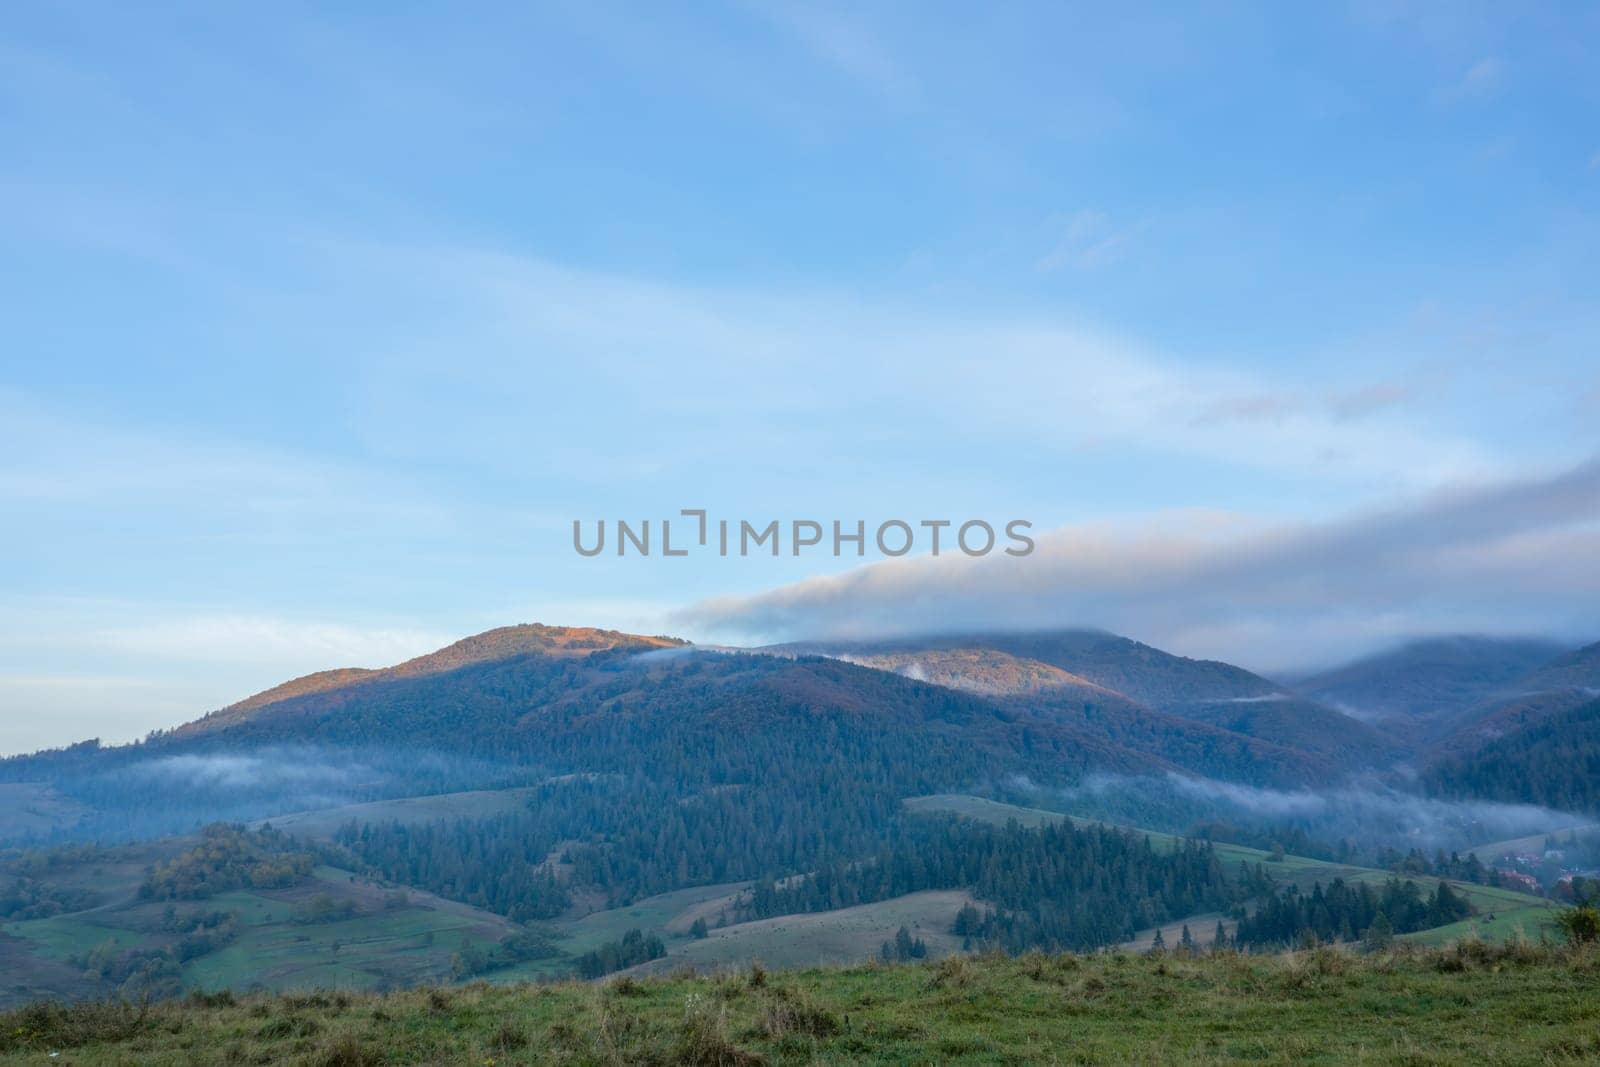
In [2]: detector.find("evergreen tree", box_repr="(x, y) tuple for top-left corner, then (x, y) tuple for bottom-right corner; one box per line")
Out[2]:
(1365, 911), (1393, 950)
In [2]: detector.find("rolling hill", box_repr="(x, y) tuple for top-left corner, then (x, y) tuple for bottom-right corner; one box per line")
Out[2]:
(903, 793), (1560, 948)
(1427, 696), (1600, 814)
(770, 631), (1387, 783)
(1514, 640), (1600, 693)
(1179, 696), (1401, 769)
(1413, 639), (1600, 763)
(1286, 634), (1600, 747)
(176, 624), (683, 737)
(1426, 687), (1599, 762)
(3, 622), (1399, 851)
(782, 630), (1282, 712)
(1289, 636), (1571, 725)
(3, 621), (1593, 1007)
(0, 830), (531, 1009)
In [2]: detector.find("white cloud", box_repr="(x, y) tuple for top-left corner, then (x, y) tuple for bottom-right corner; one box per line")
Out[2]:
(678, 457), (1600, 671)
(332, 241), (1498, 493)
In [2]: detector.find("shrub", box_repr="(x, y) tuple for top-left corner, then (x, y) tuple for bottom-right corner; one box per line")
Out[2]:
(607, 975), (646, 997)
(493, 1020), (529, 1050)
(1555, 906), (1600, 945)
(0, 999), (152, 1052)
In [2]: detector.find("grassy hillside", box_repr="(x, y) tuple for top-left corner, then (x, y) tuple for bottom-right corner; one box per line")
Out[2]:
(0, 841), (526, 1007)
(1466, 824), (1600, 864)
(9, 790), (1559, 1012)
(625, 890), (976, 975)
(5, 943), (1599, 1065)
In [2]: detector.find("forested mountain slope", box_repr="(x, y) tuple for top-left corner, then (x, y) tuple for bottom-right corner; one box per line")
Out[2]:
(1290, 636), (1572, 724)
(771, 632), (1388, 783)
(176, 624), (682, 736)
(1427, 696), (1600, 814)
(782, 630), (1281, 711)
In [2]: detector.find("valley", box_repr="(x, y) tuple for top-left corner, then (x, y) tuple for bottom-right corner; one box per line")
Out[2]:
(1, 623), (1597, 1007)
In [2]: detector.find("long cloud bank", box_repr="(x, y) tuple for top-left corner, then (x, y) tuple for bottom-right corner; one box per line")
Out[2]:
(679, 457), (1600, 670)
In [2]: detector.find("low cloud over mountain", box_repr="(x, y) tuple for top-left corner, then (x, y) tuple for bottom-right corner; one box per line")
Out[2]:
(682, 458), (1600, 671)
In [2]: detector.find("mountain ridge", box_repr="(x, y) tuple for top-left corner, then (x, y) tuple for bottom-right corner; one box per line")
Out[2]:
(176, 624), (682, 736)
(1290, 635), (1575, 725)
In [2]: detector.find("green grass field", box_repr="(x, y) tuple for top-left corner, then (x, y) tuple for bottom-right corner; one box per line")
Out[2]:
(629, 889), (977, 974)
(5, 941), (1598, 1065)
(1465, 824), (1599, 863)
(0, 860), (521, 1006)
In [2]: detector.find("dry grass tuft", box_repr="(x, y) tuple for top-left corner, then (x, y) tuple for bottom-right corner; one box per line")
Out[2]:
(758, 987), (840, 1040)
(677, 993), (764, 1066)
(927, 954), (974, 990)
(310, 1034), (382, 1067)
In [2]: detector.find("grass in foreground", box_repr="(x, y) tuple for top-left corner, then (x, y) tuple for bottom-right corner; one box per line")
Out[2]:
(4, 940), (1599, 1066)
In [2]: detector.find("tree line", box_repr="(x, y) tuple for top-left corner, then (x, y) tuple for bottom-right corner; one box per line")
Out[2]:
(1234, 877), (1470, 948)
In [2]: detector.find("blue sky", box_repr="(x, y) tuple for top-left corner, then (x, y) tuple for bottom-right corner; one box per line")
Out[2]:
(3, 2), (1598, 753)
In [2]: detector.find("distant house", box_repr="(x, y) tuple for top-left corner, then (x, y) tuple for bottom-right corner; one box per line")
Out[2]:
(1496, 869), (1540, 893)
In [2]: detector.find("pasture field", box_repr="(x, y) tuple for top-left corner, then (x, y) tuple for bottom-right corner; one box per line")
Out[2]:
(4, 942), (1598, 1065)
(0, 858), (522, 1006)
(626, 889), (978, 974)
(1465, 824), (1599, 863)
